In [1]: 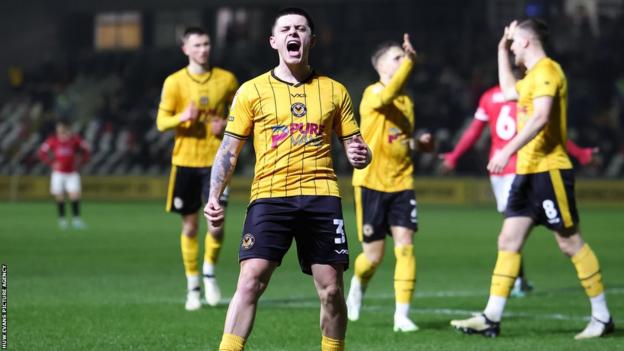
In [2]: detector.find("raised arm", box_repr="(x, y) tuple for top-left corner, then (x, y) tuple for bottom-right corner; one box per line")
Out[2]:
(498, 21), (519, 101)
(368, 34), (417, 109)
(203, 135), (246, 227)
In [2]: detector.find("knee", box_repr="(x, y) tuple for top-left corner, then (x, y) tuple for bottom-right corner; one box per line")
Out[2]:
(318, 284), (343, 307)
(497, 228), (524, 251)
(182, 222), (199, 237)
(367, 253), (383, 266)
(236, 273), (268, 302)
(209, 226), (225, 239)
(557, 239), (582, 257)
(497, 232), (514, 251)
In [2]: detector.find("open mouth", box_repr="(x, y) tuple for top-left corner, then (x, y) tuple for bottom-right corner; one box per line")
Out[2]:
(286, 40), (301, 55)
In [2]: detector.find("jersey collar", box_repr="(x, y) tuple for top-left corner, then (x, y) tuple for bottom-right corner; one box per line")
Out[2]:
(270, 69), (315, 87)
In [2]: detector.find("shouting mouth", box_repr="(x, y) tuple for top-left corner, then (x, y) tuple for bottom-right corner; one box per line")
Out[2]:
(286, 40), (302, 57)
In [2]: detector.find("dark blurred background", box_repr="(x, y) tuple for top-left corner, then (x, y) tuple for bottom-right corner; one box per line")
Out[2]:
(1, 0), (623, 178)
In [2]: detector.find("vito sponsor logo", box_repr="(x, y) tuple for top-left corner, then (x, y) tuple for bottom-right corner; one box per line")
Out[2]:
(334, 249), (349, 255)
(271, 123), (326, 148)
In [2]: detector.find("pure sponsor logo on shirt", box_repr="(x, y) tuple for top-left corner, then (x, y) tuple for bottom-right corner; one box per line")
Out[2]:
(271, 123), (325, 148)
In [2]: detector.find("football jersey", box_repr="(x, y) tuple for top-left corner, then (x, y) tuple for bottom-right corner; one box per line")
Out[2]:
(474, 86), (518, 175)
(157, 67), (238, 167)
(515, 57), (572, 174)
(225, 70), (360, 202)
(38, 135), (90, 173)
(352, 58), (415, 192)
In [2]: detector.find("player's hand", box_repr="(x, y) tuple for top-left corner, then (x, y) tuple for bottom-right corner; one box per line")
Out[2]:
(210, 117), (227, 137)
(579, 147), (600, 167)
(487, 149), (510, 174)
(498, 20), (517, 51)
(52, 161), (61, 170)
(204, 197), (224, 229)
(347, 135), (371, 169)
(402, 33), (417, 61)
(180, 101), (199, 123)
(438, 153), (456, 174)
(416, 132), (434, 153)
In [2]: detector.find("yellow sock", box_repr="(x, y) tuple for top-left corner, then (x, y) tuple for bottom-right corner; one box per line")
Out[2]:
(219, 333), (246, 351)
(354, 253), (378, 286)
(572, 244), (604, 297)
(180, 234), (199, 276)
(321, 335), (344, 351)
(490, 251), (521, 297)
(204, 233), (223, 265)
(394, 245), (416, 304)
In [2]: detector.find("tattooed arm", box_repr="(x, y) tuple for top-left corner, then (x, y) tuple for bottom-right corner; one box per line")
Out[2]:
(204, 135), (246, 228)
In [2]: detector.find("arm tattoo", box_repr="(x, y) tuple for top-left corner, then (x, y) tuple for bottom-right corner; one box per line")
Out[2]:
(210, 136), (241, 199)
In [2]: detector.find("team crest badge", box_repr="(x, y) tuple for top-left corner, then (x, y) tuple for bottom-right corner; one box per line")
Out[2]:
(363, 224), (374, 237)
(241, 233), (255, 250)
(291, 102), (307, 117)
(199, 96), (209, 106)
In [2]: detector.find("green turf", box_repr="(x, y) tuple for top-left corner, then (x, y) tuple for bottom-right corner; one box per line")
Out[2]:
(1, 201), (622, 350)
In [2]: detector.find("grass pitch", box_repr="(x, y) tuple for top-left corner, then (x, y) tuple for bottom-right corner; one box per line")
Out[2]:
(2, 200), (622, 350)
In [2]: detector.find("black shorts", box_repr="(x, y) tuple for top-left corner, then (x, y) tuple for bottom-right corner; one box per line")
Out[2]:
(504, 169), (579, 231)
(354, 186), (418, 243)
(239, 196), (349, 275)
(166, 165), (229, 215)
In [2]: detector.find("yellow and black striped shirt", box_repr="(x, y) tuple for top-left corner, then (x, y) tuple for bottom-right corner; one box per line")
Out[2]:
(353, 58), (415, 192)
(225, 70), (360, 202)
(515, 57), (572, 174)
(157, 67), (238, 167)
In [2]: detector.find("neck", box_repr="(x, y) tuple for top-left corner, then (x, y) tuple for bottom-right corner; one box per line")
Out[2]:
(273, 60), (311, 84)
(187, 60), (210, 74)
(379, 73), (392, 85)
(523, 49), (546, 70)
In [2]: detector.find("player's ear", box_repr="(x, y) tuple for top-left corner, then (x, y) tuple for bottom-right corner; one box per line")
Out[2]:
(310, 34), (317, 48)
(269, 34), (278, 50)
(180, 40), (189, 55)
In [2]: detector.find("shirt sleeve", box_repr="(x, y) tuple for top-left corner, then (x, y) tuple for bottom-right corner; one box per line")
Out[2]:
(333, 83), (360, 141)
(77, 137), (90, 164)
(38, 138), (53, 165)
(474, 92), (490, 121)
(224, 83), (254, 140)
(222, 74), (240, 118)
(362, 58), (414, 110)
(532, 65), (560, 98)
(156, 76), (182, 131)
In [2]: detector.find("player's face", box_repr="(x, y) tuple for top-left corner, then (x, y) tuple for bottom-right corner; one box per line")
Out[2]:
(56, 125), (70, 140)
(182, 34), (211, 66)
(510, 30), (528, 66)
(376, 46), (404, 77)
(270, 14), (314, 65)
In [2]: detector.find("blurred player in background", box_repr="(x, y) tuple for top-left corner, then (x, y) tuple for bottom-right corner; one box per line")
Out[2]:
(204, 8), (371, 351)
(451, 18), (613, 339)
(38, 119), (90, 230)
(346, 34), (432, 332)
(156, 27), (238, 311)
(441, 83), (598, 297)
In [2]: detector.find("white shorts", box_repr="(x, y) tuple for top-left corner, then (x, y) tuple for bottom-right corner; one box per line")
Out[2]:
(490, 174), (515, 213)
(50, 171), (81, 195)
